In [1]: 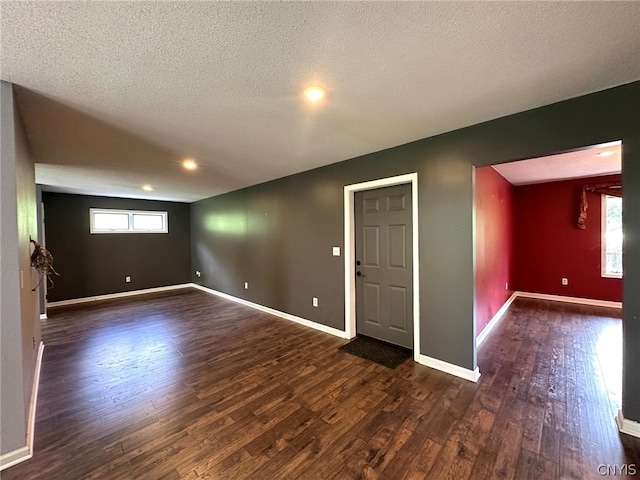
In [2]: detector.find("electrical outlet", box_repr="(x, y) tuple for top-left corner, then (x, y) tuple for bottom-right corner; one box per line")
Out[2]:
(244, 282), (249, 290)
(312, 297), (318, 307)
(125, 276), (131, 283)
(195, 270), (201, 278)
(562, 277), (568, 286)
(332, 247), (340, 256)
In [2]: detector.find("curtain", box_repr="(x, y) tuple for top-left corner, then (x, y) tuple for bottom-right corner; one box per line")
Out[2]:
(577, 182), (622, 229)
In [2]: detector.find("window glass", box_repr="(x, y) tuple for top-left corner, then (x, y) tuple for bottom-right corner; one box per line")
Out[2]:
(132, 213), (164, 231)
(90, 209), (168, 234)
(603, 195), (622, 277)
(93, 212), (130, 231)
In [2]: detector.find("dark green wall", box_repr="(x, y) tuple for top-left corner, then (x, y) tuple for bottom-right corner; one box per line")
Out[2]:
(191, 81), (640, 422)
(44, 193), (191, 302)
(1, 81), (39, 455)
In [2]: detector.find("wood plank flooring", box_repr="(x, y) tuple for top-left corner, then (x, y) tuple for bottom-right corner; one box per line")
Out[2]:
(3, 289), (639, 479)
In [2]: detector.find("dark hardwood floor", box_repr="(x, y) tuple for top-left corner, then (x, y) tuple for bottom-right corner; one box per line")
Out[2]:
(3, 289), (639, 479)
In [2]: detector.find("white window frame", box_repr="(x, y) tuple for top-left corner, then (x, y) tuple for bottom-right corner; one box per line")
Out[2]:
(90, 208), (168, 234)
(601, 195), (622, 278)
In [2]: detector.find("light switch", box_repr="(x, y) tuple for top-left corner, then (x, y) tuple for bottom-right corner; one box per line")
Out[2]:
(332, 247), (340, 256)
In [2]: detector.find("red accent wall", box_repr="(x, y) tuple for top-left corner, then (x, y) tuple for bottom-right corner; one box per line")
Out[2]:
(513, 174), (622, 302)
(475, 166), (514, 335)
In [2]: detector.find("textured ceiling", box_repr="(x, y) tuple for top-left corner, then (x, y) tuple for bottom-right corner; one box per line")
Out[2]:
(1, 2), (639, 202)
(492, 142), (622, 186)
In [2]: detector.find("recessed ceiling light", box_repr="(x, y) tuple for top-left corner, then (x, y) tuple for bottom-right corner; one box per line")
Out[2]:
(598, 151), (614, 157)
(303, 86), (326, 103)
(142, 184), (153, 191)
(183, 158), (198, 170)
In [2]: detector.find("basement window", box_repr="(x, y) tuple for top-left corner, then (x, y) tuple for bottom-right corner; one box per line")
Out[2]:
(90, 209), (168, 234)
(602, 195), (622, 278)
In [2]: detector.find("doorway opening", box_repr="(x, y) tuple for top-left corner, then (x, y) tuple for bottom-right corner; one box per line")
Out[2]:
(474, 139), (624, 422)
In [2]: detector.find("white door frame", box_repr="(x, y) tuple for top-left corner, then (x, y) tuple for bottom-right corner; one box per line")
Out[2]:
(40, 201), (48, 320)
(343, 173), (420, 361)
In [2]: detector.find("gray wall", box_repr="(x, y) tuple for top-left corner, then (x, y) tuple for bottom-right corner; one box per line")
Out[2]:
(43, 193), (191, 302)
(624, 127), (640, 423)
(192, 81), (640, 423)
(0, 81), (41, 455)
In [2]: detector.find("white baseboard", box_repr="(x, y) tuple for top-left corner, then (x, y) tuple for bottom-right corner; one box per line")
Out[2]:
(476, 292), (518, 348)
(0, 341), (44, 471)
(190, 283), (349, 339)
(0, 446), (30, 472)
(515, 291), (622, 309)
(39, 314), (47, 320)
(46, 284), (192, 308)
(616, 410), (640, 439)
(417, 354), (481, 382)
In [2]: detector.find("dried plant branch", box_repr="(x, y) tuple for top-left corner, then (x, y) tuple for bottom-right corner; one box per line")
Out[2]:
(30, 238), (60, 291)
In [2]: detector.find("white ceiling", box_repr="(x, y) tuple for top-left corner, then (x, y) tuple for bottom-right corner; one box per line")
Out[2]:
(1, 2), (639, 202)
(492, 142), (622, 186)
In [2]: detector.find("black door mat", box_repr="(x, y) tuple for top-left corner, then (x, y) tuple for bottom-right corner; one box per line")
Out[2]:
(338, 336), (411, 369)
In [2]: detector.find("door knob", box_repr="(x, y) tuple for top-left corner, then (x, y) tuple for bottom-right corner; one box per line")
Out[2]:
(356, 271), (365, 277)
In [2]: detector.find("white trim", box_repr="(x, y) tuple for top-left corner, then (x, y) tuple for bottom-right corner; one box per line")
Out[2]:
(26, 342), (44, 459)
(476, 292), (518, 347)
(0, 446), (30, 472)
(191, 283), (349, 339)
(344, 173), (420, 361)
(601, 272), (623, 279)
(515, 291), (622, 309)
(46, 284), (192, 307)
(0, 341), (44, 471)
(39, 314), (47, 320)
(417, 354), (481, 382)
(616, 410), (640, 439)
